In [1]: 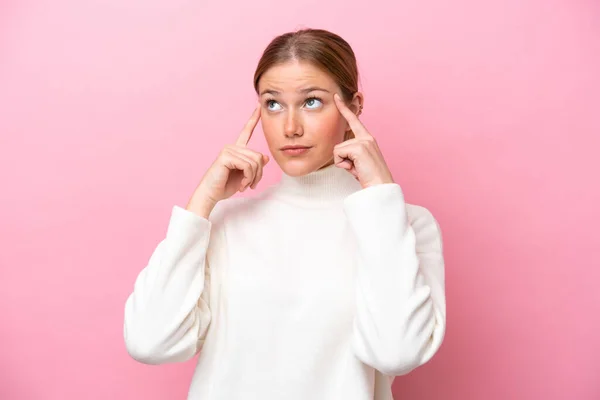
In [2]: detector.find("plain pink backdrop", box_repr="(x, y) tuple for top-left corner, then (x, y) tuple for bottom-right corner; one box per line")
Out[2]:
(1, 0), (599, 399)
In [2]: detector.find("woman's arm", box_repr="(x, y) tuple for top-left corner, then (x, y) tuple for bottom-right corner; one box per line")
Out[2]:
(123, 204), (224, 364)
(343, 183), (446, 376)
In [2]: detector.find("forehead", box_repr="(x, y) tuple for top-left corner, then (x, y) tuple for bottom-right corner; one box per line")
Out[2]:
(258, 61), (337, 93)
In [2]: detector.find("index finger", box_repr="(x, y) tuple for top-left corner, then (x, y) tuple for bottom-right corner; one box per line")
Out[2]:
(333, 93), (369, 138)
(235, 103), (262, 146)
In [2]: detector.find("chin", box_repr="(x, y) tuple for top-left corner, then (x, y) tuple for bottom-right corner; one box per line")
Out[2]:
(277, 158), (324, 177)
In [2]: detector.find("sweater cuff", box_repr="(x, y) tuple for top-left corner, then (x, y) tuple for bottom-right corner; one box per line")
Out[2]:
(343, 183), (409, 234)
(167, 205), (212, 241)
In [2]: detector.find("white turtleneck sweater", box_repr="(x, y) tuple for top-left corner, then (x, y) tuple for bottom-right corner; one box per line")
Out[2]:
(124, 164), (446, 400)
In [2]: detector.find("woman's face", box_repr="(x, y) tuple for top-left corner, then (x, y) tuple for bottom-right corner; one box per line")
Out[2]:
(257, 61), (362, 177)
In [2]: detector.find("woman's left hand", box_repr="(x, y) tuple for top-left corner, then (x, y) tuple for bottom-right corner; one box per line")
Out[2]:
(333, 93), (395, 189)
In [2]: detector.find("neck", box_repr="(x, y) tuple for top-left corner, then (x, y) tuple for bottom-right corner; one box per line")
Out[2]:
(270, 163), (361, 207)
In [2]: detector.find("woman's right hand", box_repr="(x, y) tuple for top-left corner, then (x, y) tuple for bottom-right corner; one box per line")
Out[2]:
(186, 104), (270, 218)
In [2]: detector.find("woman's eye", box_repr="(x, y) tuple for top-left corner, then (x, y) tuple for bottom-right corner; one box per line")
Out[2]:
(267, 100), (282, 111)
(305, 98), (322, 109)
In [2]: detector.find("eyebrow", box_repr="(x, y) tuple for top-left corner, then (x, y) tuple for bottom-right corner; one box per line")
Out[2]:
(259, 87), (330, 96)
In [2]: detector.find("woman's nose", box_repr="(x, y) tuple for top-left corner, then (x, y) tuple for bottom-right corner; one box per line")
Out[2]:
(284, 111), (303, 137)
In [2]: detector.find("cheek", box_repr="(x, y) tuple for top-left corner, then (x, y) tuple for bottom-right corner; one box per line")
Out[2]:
(261, 118), (278, 147)
(306, 111), (346, 142)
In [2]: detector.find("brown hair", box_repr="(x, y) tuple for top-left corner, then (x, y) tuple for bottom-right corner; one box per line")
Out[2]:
(253, 28), (360, 139)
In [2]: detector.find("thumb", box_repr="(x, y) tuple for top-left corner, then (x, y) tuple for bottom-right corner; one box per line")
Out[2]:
(263, 154), (270, 164)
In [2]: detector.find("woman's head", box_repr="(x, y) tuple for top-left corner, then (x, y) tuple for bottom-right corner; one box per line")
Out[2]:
(254, 29), (363, 177)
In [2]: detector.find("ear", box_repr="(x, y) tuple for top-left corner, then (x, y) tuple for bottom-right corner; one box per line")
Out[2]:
(343, 92), (365, 135)
(349, 91), (364, 117)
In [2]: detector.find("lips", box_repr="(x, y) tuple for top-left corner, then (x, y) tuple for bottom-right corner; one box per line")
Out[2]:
(281, 146), (312, 156)
(280, 145), (311, 150)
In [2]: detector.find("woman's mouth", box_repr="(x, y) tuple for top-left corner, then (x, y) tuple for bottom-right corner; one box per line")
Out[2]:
(281, 146), (312, 156)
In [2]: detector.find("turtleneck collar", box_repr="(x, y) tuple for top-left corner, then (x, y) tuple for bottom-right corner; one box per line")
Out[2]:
(269, 163), (362, 207)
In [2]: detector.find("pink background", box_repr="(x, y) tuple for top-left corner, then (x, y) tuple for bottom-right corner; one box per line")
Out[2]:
(1, 0), (599, 399)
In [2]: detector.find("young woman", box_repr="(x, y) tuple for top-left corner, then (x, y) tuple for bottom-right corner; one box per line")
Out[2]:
(124, 28), (446, 400)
